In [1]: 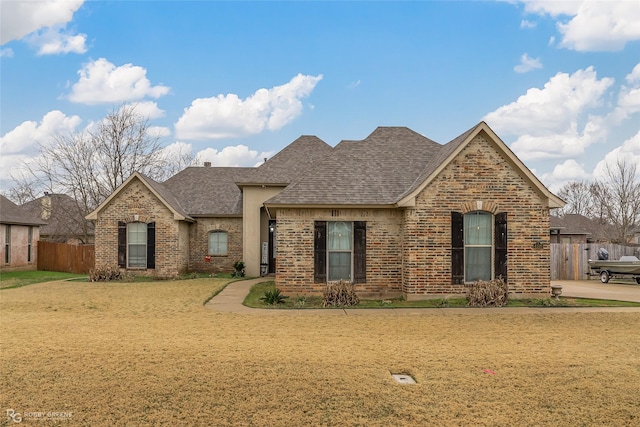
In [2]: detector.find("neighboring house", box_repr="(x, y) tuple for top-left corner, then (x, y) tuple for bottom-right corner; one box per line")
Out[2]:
(550, 214), (596, 243)
(0, 195), (46, 271)
(22, 193), (94, 244)
(550, 214), (633, 244)
(88, 122), (564, 298)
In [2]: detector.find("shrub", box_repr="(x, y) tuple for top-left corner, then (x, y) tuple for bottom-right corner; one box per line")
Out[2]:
(89, 265), (124, 282)
(260, 288), (289, 305)
(232, 261), (245, 278)
(323, 280), (359, 307)
(466, 278), (509, 307)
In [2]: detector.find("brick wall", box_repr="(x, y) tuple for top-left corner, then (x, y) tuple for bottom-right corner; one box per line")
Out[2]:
(275, 132), (552, 298)
(188, 217), (243, 273)
(94, 179), (186, 278)
(275, 208), (403, 297)
(402, 132), (551, 297)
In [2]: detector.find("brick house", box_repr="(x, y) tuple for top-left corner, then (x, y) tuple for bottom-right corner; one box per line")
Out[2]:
(88, 122), (564, 298)
(1, 195), (46, 271)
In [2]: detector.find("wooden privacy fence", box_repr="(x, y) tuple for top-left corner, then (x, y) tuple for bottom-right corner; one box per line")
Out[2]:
(550, 243), (639, 280)
(38, 241), (95, 274)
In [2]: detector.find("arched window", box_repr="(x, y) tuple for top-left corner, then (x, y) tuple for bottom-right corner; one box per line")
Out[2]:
(208, 231), (228, 256)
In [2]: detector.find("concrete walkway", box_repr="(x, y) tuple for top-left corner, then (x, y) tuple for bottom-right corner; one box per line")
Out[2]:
(554, 279), (640, 303)
(205, 278), (640, 314)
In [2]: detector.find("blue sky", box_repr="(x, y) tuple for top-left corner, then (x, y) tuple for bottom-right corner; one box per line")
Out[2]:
(1, 0), (639, 193)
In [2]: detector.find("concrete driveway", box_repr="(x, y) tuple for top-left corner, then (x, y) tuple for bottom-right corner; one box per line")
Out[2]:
(553, 279), (640, 303)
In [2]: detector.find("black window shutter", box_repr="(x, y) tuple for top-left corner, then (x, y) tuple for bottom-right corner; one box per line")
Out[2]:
(117, 221), (126, 268)
(451, 212), (464, 284)
(314, 221), (327, 283)
(494, 212), (507, 282)
(353, 221), (366, 284)
(147, 222), (156, 269)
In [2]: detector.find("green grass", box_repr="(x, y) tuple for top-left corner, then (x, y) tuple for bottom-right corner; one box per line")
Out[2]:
(0, 270), (86, 289)
(244, 281), (640, 309)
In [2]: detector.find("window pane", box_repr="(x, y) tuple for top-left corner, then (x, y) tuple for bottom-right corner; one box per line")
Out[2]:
(127, 223), (147, 268)
(328, 222), (352, 251)
(129, 244), (146, 268)
(466, 247), (491, 281)
(128, 223), (146, 244)
(328, 252), (351, 281)
(465, 212), (491, 245)
(209, 231), (227, 255)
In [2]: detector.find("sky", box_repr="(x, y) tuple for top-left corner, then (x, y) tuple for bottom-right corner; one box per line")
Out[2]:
(1, 0), (639, 195)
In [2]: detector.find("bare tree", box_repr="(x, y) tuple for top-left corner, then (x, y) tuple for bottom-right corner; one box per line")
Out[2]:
(591, 159), (640, 243)
(555, 181), (594, 217)
(6, 104), (194, 242)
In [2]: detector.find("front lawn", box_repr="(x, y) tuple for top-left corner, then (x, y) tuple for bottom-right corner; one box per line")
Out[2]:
(2, 278), (640, 425)
(0, 270), (86, 289)
(244, 281), (640, 308)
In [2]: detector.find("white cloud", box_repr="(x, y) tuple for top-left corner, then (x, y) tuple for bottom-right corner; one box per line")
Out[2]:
(147, 126), (171, 138)
(484, 66), (615, 160)
(519, 0), (640, 51)
(593, 130), (640, 180)
(122, 101), (166, 120)
(520, 19), (536, 29)
(540, 159), (589, 192)
(194, 145), (273, 167)
(514, 53), (542, 73)
(0, 47), (13, 57)
(348, 79), (361, 89)
(0, 110), (82, 183)
(0, 0), (84, 44)
(175, 73), (323, 140)
(68, 58), (170, 105)
(160, 140), (191, 159)
(26, 26), (87, 55)
(0, 110), (82, 156)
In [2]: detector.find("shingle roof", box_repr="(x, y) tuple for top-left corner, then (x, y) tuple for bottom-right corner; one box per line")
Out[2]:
(163, 167), (254, 216)
(0, 195), (47, 226)
(239, 135), (332, 185)
(137, 174), (192, 219)
(265, 127), (442, 205)
(21, 194), (94, 237)
(398, 123), (478, 200)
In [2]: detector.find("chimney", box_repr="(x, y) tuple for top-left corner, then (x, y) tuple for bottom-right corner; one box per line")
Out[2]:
(204, 162), (211, 167)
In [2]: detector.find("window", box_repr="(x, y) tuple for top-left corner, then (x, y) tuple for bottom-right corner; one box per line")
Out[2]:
(328, 221), (353, 281)
(314, 221), (366, 283)
(4, 225), (10, 264)
(464, 212), (492, 281)
(451, 211), (507, 284)
(127, 222), (147, 268)
(27, 226), (33, 263)
(118, 221), (155, 269)
(208, 231), (228, 256)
